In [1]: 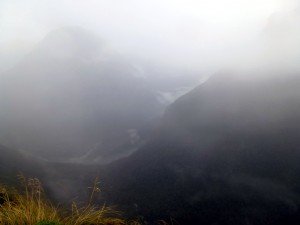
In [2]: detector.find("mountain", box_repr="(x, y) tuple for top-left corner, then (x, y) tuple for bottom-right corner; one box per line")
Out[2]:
(0, 27), (164, 162)
(0, 144), (44, 185)
(0, 142), (98, 204)
(101, 73), (300, 225)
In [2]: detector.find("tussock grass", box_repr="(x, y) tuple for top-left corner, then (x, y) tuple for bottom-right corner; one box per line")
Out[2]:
(0, 176), (139, 225)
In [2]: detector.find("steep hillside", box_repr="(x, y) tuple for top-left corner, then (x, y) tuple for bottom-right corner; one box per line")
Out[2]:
(102, 73), (300, 225)
(0, 144), (43, 185)
(0, 27), (163, 162)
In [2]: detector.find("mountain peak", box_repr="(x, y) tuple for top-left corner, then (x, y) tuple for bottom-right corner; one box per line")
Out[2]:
(35, 26), (110, 60)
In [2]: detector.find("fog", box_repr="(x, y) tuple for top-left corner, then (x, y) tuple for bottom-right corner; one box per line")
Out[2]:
(1, 1), (300, 224)
(0, 0), (299, 74)
(1, 0), (300, 172)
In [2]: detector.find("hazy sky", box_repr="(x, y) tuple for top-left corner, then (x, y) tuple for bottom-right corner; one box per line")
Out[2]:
(0, 0), (299, 72)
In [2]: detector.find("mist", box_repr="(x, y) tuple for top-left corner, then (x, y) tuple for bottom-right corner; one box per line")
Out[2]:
(0, 0), (299, 74)
(1, 1), (300, 224)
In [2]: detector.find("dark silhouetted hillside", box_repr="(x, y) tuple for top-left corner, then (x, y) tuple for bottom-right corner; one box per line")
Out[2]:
(101, 73), (300, 225)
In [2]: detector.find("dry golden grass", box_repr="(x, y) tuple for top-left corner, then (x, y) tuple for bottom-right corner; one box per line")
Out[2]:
(0, 176), (139, 225)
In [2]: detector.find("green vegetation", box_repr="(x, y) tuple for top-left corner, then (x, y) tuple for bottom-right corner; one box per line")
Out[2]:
(0, 176), (140, 225)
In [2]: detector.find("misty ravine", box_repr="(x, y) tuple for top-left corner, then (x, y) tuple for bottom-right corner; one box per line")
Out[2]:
(1, 1), (300, 225)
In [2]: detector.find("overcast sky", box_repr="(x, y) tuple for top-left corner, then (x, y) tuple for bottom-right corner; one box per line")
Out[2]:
(0, 0), (299, 73)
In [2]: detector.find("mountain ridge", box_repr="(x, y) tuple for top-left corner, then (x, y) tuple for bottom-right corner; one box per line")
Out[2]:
(100, 72), (300, 225)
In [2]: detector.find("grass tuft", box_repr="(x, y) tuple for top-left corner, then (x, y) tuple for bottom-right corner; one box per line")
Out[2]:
(0, 176), (139, 225)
